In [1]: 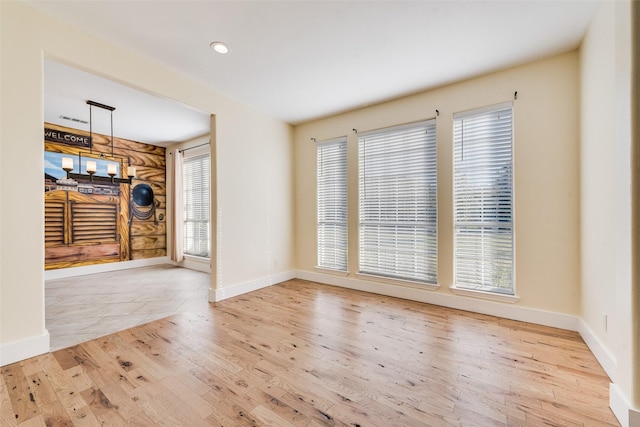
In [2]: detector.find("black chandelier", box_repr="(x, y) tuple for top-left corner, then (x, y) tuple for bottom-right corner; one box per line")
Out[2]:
(61, 100), (135, 185)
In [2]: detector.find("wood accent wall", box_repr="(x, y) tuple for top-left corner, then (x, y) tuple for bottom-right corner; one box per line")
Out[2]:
(44, 123), (166, 269)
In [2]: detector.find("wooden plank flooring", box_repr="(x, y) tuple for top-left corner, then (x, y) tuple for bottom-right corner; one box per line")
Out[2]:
(1, 279), (619, 426)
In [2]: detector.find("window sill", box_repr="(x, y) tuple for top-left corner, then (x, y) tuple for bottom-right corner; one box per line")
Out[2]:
(315, 267), (349, 277)
(449, 285), (520, 303)
(184, 254), (210, 263)
(356, 273), (439, 291)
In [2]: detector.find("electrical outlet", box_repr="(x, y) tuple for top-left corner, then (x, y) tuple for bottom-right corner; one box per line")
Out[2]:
(602, 312), (608, 332)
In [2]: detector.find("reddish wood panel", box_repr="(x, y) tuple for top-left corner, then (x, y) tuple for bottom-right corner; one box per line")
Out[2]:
(154, 195), (166, 210)
(45, 243), (120, 261)
(131, 235), (166, 251)
(44, 122), (166, 267)
(130, 249), (168, 259)
(133, 166), (166, 182)
(131, 222), (166, 236)
(46, 122), (166, 156)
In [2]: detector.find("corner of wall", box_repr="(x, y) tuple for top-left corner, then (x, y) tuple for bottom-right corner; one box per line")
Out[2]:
(210, 270), (296, 302)
(577, 317), (617, 381)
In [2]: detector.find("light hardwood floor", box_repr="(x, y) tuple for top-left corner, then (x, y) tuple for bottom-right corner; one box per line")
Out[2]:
(3, 279), (619, 426)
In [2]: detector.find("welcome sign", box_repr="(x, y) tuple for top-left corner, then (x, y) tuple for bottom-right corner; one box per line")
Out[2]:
(44, 127), (91, 148)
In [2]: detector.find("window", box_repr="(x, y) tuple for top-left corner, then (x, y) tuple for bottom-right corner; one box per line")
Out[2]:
(358, 120), (437, 283)
(316, 137), (348, 271)
(183, 153), (210, 258)
(453, 102), (514, 294)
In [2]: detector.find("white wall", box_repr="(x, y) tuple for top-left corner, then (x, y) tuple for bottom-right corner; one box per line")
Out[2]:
(580, 1), (638, 425)
(294, 52), (581, 320)
(0, 1), (294, 365)
(579, 0), (619, 367)
(216, 109), (294, 290)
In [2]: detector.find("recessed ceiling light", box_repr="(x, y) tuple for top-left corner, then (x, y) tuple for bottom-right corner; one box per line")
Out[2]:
(210, 41), (229, 55)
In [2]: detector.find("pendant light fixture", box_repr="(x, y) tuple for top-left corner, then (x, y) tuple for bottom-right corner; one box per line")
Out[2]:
(60, 100), (135, 185)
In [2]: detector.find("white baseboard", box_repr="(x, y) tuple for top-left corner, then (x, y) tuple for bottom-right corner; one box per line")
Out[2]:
(610, 383), (640, 427)
(632, 407), (640, 427)
(45, 257), (171, 280)
(577, 318), (617, 382)
(610, 383), (629, 427)
(210, 270), (296, 302)
(296, 270), (578, 331)
(177, 256), (212, 273)
(0, 330), (50, 367)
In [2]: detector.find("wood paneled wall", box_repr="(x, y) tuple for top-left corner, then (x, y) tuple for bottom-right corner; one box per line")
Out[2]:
(44, 123), (166, 269)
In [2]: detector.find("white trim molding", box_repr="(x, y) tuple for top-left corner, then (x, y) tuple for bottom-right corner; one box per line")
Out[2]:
(450, 285), (520, 303)
(210, 270), (296, 302)
(357, 272), (439, 291)
(0, 330), (50, 367)
(610, 383), (640, 427)
(296, 269), (578, 331)
(577, 318), (617, 382)
(314, 266), (349, 277)
(177, 255), (212, 273)
(44, 257), (170, 280)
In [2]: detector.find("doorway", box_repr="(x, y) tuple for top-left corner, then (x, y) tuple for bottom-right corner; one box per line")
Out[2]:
(44, 59), (213, 350)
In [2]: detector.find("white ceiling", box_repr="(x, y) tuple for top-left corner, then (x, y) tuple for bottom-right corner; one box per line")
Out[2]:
(44, 60), (212, 146)
(33, 0), (599, 145)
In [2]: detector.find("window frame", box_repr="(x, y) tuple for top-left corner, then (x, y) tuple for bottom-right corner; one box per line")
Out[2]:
(316, 136), (349, 272)
(452, 101), (516, 298)
(182, 150), (211, 259)
(357, 119), (438, 285)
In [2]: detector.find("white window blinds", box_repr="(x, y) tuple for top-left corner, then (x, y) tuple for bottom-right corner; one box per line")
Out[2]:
(317, 137), (348, 271)
(358, 120), (437, 284)
(183, 153), (210, 258)
(453, 103), (514, 294)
